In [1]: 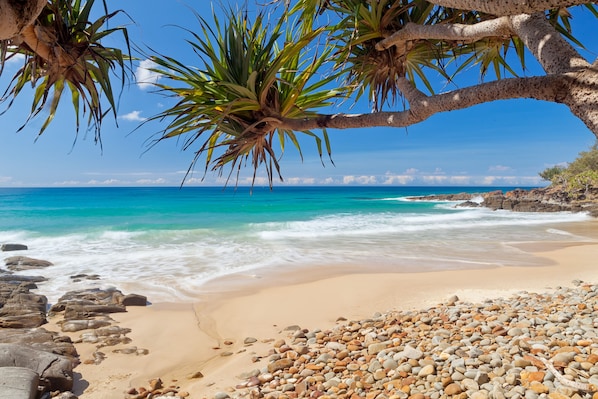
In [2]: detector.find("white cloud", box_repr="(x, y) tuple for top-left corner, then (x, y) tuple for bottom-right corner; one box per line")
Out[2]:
(343, 175), (377, 185)
(488, 165), (512, 172)
(481, 176), (497, 185)
(448, 176), (472, 184)
(284, 177), (316, 185)
(382, 174), (415, 185)
(119, 110), (147, 122)
(5, 52), (25, 66)
(136, 59), (161, 90)
(52, 180), (82, 186)
(87, 179), (125, 186)
(422, 175), (448, 184)
(136, 178), (168, 185)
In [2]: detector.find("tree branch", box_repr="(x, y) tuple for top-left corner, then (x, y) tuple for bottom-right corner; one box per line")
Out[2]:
(275, 75), (568, 131)
(509, 13), (590, 74)
(376, 17), (512, 51)
(425, 0), (590, 16)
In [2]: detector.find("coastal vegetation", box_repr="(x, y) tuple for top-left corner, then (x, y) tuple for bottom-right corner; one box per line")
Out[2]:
(0, 0), (597, 184)
(540, 142), (598, 199)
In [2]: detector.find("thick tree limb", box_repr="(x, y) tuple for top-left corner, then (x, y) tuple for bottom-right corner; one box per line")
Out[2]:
(274, 75), (569, 131)
(509, 13), (589, 74)
(425, 0), (591, 16)
(378, 12), (589, 75)
(376, 17), (513, 51)
(0, 0), (46, 40)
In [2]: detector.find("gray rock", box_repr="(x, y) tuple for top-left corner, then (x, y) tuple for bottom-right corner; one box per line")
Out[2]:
(398, 345), (423, 360)
(0, 282), (48, 328)
(0, 344), (73, 391)
(0, 366), (39, 399)
(120, 293), (147, 306)
(4, 256), (53, 271)
(0, 328), (77, 359)
(61, 319), (112, 332)
(0, 244), (28, 252)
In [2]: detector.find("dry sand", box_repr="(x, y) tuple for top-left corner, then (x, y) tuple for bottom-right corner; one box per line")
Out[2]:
(61, 227), (598, 399)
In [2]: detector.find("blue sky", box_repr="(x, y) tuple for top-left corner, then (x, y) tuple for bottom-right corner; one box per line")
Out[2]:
(0, 1), (596, 188)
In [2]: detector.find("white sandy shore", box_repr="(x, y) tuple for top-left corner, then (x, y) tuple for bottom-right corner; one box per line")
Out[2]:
(48, 222), (598, 399)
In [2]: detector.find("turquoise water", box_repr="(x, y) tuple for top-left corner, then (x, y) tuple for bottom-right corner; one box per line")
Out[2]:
(0, 186), (593, 303)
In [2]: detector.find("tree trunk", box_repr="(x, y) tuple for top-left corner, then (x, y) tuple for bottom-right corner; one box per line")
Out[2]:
(0, 0), (46, 40)
(563, 64), (598, 135)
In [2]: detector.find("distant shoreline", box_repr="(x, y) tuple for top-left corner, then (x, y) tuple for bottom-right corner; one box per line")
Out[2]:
(406, 186), (598, 216)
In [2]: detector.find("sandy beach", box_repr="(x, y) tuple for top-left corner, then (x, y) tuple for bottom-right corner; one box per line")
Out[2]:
(51, 222), (598, 399)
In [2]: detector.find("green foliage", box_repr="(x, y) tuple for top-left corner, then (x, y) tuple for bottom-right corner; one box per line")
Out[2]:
(0, 0), (131, 141)
(539, 165), (566, 182)
(145, 6), (345, 186)
(567, 142), (598, 175)
(144, 1), (596, 185)
(541, 142), (598, 196)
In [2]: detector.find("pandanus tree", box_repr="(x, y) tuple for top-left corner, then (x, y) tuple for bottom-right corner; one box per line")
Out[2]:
(144, 0), (598, 185)
(0, 0), (130, 141)
(1, 1), (597, 185)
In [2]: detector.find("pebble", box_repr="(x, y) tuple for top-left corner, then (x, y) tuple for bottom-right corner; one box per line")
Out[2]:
(205, 282), (598, 399)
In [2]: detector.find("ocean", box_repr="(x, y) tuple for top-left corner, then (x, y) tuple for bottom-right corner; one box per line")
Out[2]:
(0, 186), (594, 304)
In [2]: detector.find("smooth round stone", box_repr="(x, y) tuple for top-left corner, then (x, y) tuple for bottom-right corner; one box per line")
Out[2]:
(347, 363), (360, 371)
(401, 345), (424, 360)
(461, 378), (479, 391)
(418, 365), (435, 377)
(374, 369), (387, 380)
(383, 359), (399, 370)
(368, 360), (383, 373)
(445, 383), (463, 395)
(470, 391), (489, 399)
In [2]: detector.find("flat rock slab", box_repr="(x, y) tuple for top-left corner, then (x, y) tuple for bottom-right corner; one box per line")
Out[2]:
(0, 344), (73, 392)
(4, 256), (53, 271)
(0, 244), (28, 252)
(0, 366), (39, 399)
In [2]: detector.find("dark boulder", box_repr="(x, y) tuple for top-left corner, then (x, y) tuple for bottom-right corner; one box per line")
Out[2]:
(0, 282), (47, 328)
(1, 244), (28, 252)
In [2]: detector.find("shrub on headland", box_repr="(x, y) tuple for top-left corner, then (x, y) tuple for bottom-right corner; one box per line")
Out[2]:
(540, 142), (598, 200)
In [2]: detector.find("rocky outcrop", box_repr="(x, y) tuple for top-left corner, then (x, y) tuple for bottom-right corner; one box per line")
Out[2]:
(406, 192), (483, 202)
(481, 187), (598, 216)
(0, 344), (74, 392)
(407, 186), (598, 216)
(4, 256), (53, 271)
(0, 281), (47, 328)
(0, 328), (77, 359)
(0, 259), (149, 398)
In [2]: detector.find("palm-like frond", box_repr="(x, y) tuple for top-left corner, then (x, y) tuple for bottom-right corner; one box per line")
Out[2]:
(289, 0), (595, 110)
(326, 0), (454, 110)
(145, 6), (343, 187)
(0, 0), (131, 141)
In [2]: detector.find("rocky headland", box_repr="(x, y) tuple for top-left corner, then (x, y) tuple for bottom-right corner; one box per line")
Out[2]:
(0, 244), (161, 399)
(407, 186), (598, 217)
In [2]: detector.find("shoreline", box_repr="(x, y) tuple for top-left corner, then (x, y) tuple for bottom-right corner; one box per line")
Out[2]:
(55, 229), (598, 398)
